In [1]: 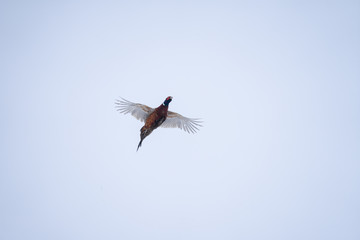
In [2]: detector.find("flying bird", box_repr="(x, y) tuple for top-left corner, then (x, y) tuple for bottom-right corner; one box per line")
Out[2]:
(115, 96), (202, 151)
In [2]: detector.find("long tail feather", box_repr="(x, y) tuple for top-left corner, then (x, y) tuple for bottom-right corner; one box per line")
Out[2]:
(137, 139), (143, 151)
(137, 127), (153, 152)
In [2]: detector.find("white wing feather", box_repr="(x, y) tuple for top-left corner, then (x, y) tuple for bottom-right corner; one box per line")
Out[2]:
(161, 111), (202, 133)
(115, 98), (154, 122)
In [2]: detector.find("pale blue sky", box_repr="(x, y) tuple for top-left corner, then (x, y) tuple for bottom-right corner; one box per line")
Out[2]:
(1, 1), (359, 239)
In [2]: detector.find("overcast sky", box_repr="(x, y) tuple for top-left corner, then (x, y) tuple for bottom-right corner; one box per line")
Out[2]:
(1, 1), (359, 239)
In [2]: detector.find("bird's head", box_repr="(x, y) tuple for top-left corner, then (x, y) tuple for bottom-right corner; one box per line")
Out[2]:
(163, 96), (173, 106)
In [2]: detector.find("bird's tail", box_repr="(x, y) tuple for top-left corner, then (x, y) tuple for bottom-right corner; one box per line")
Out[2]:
(137, 139), (143, 151)
(137, 127), (152, 151)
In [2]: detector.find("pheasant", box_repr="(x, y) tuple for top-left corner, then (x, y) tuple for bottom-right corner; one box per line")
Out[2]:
(115, 96), (202, 151)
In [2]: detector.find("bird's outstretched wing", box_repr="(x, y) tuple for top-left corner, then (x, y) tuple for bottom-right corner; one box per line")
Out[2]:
(161, 111), (202, 133)
(115, 98), (154, 122)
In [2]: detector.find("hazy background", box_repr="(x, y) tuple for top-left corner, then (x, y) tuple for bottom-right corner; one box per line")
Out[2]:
(1, 1), (359, 239)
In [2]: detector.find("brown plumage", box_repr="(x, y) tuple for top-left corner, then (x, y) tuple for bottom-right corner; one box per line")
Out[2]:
(115, 96), (202, 151)
(138, 101), (169, 150)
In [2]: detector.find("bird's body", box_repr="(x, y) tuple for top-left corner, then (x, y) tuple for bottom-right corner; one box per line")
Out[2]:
(138, 101), (169, 150)
(115, 96), (202, 151)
